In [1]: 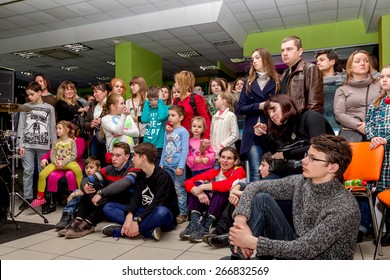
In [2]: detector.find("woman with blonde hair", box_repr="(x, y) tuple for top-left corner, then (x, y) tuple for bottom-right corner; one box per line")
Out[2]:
(173, 70), (211, 140)
(56, 81), (89, 122)
(334, 50), (381, 142)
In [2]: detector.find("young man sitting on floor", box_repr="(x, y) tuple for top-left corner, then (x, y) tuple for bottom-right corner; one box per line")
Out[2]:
(101, 142), (179, 240)
(226, 134), (360, 260)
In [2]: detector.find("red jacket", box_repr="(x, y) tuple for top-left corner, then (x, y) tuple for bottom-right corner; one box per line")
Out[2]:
(184, 166), (246, 193)
(175, 93), (211, 139)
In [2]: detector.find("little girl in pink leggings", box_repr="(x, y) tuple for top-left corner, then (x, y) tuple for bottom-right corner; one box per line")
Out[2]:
(35, 122), (85, 214)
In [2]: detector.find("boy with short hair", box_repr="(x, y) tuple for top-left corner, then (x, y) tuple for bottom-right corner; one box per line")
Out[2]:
(55, 156), (102, 230)
(160, 104), (190, 223)
(227, 135), (360, 260)
(102, 142), (179, 240)
(259, 152), (280, 180)
(141, 85), (169, 165)
(17, 81), (57, 210)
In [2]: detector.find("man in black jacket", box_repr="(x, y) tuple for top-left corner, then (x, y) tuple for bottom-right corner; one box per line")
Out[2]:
(102, 142), (179, 241)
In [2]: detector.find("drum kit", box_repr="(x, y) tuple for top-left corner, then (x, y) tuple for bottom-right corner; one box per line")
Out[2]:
(0, 103), (48, 229)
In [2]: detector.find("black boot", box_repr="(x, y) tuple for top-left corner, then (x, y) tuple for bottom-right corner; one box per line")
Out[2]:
(209, 233), (229, 248)
(179, 210), (202, 239)
(379, 212), (390, 246)
(189, 214), (215, 242)
(42, 192), (56, 214)
(55, 212), (73, 230)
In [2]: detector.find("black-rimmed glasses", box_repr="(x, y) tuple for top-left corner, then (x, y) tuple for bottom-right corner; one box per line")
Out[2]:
(304, 152), (329, 163)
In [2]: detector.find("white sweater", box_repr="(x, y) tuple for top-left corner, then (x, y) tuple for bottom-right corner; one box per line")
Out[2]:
(211, 108), (239, 157)
(101, 113), (139, 152)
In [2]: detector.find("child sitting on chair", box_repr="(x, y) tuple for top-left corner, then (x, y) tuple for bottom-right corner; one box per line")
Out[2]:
(32, 120), (83, 209)
(38, 122), (85, 214)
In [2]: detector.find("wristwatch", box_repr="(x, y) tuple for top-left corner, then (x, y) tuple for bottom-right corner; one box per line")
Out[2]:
(97, 190), (104, 197)
(132, 216), (140, 222)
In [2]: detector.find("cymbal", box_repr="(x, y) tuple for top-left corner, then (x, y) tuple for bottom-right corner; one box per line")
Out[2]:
(0, 103), (32, 113)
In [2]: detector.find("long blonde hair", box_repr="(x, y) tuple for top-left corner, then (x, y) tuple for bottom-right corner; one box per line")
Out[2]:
(57, 81), (78, 105)
(343, 50), (373, 85)
(174, 70), (195, 100)
(246, 48), (280, 93)
(373, 64), (390, 107)
(218, 91), (235, 112)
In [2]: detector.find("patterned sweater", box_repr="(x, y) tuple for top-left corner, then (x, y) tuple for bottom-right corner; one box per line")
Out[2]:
(233, 175), (360, 259)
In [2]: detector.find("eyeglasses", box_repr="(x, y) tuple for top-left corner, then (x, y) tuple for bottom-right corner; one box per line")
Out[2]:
(304, 152), (329, 163)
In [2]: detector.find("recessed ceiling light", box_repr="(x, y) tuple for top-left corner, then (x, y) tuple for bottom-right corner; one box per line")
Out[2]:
(106, 60), (115, 66)
(12, 51), (41, 59)
(177, 50), (201, 58)
(63, 43), (92, 52)
(212, 40), (235, 47)
(61, 66), (81, 71)
(20, 70), (36, 76)
(200, 65), (218, 70)
(230, 57), (247, 63)
(96, 76), (111, 81)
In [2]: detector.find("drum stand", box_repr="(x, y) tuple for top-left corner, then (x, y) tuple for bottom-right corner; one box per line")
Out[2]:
(6, 111), (48, 226)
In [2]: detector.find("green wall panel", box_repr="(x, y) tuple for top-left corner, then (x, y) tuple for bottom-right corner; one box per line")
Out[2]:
(244, 19), (378, 56)
(379, 15), (390, 69)
(115, 42), (162, 99)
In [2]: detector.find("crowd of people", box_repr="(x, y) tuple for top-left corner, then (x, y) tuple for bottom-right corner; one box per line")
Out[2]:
(13, 34), (390, 259)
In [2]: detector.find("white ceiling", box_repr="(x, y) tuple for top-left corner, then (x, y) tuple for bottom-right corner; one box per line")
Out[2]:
(0, 0), (389, 88)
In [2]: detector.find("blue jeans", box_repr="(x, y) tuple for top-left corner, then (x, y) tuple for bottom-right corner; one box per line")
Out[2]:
(247, 144), (263, 182)
(21, 148), (47, 199)
(357, 198), (373, 234)
(103, 202), (127, 225)
(63, 191), (82, 214)
(89, 136), (106, 166)
(230, 193), (295, 258)
(165, 167), (187, 216)
(104, 203), (175, 238)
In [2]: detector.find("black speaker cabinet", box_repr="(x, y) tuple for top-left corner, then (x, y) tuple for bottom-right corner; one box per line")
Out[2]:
(0, 67), (15, 103)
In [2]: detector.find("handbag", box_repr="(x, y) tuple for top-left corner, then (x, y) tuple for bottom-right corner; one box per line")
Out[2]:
(269, 139), (308, 177)
(104, 136), (115, 165)
(277, 139), (308, 152)
(105, 152), (113, 165)
(270, 159), (302, 177)
(338, 128), (365, 142)
(95, 126), (106, 145)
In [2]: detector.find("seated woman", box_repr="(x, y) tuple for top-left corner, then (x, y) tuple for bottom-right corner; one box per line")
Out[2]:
(203, 152), (279, 248)
(39, 122), (85, 214)
(180, 147), (246, 243)
(254, 94), (334, 177)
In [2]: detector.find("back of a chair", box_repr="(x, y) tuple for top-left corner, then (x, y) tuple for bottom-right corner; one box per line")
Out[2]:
(344, 142), (384, 182)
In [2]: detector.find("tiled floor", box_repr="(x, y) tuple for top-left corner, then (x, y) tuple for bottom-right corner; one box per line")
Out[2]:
(1, 201), (390, 260)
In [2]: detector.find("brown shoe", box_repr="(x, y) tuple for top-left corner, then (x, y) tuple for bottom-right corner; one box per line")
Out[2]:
(58, 218), (81, 237)
(176, 214), (188, 224)
(65, 220), (95, 239)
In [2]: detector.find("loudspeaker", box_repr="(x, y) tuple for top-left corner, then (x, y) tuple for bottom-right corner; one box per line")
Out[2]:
(0, 67), (15, 103)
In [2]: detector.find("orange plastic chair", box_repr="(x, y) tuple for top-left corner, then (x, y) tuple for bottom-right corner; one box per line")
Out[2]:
(374, 189), (390, 259)
(343, 142), (384, 249)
